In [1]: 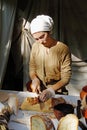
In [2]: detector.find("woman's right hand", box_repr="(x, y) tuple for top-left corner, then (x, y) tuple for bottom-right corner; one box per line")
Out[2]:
(31, 77), (41, 93)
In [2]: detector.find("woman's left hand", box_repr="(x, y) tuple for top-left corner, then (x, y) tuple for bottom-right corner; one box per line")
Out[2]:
(39, 87), (55, 102)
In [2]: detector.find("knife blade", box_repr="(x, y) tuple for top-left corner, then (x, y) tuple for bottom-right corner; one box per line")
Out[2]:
(38, 96), (45, 110)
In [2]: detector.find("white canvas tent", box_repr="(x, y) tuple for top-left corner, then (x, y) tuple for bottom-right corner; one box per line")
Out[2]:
(0, 0), (87, 95)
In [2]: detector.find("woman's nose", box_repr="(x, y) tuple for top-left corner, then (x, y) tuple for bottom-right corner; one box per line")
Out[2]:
(38, 39), (43, 44)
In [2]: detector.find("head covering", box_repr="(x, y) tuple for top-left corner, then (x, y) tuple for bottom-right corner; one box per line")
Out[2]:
(30, 15), (54, 34)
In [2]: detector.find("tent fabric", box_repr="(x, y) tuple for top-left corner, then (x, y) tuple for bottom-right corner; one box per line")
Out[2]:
(66, 54), (87, 96)
(59, 0), (87, 96)
(2, 14), (34, 91)
(0, 0), (17, 88)
(11, 17), (34, 90)
(60, 0), (87, 60)
(0, 0), (87, 95)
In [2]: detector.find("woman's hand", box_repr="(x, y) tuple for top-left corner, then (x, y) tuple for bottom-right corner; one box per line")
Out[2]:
(39, 87), (55, 102)
(31, 77), (41, 93)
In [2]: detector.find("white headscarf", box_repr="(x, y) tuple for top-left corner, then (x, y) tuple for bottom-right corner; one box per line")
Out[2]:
(30, 15), (54, 34)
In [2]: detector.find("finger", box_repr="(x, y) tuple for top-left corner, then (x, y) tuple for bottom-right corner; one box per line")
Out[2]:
(35, 88), (39, 94)
(39, 93), (46, 102)
(32, 88), (36, 93)
(37, 86), (41, 93)
(39, 96), (45, 102)
(38, 89), (41, 94)
(32, 86), (38, 93)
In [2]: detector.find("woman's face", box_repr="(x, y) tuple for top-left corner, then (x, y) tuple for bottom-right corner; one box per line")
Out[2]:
(32, 31), (50, 47)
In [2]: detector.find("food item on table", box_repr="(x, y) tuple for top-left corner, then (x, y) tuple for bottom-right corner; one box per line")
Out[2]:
(0, 92), (9, 103)
(57, 114), (79, 130)
(53, 103), (74, 120)
(26, 97), (39, 105)
(80, 85), (87, 100)
(20, 97), (66, 112)
(81, 95), (87, 110)
(0, 102), (5, 112)
(0, 105), (11, 130)
(0, 125), (8, 130)
(52, 97), (66, 107)
(21, 97), (52, 112)
(7, 94), (19, 115)
(30, 115), (55, 130)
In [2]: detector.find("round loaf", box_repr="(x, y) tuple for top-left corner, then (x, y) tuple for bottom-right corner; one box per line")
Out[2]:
(57, 114), (78, 130)
(30, 115), (55, 130)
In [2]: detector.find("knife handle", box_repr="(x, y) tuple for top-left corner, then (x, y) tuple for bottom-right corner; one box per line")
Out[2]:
(79, 120), (87, 130)
(85, 118), (87, 125)
(76, 100), (82, 119)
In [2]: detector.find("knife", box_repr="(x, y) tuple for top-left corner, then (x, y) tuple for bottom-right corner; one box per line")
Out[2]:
(38, 96), (45, 110)
(76, 100), (82, 119)
(79, 120), (87, 130)
(30, 93), (45, 110)
(85, 95), (87, 124)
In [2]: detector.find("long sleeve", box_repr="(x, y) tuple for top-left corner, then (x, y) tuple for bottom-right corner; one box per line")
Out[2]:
(29, 41), (72, 91)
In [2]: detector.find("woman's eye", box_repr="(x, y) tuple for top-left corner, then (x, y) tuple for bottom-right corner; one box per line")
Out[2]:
(35, 38), (39, 40)
(39, 34), (45, 39)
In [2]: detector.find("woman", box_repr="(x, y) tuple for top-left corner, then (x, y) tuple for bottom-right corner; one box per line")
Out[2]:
(29, 15), (72, 102)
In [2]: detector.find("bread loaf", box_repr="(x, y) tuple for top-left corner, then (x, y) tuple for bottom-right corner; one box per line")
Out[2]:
(7, 94), (19, 115)
(20, 97), (52, 112)
(0, 106), (11, 130)
(30, 115), (55, 130)
(57, 114), (79, 130)
(20, 97), (66, 112)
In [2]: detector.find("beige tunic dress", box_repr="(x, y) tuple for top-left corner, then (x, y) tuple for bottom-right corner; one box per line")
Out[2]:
(29, 41), (71, 91)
